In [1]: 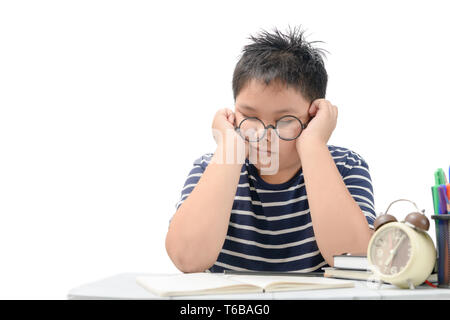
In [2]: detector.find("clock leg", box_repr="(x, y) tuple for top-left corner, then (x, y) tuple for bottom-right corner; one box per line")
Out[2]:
(407, 279), (415, 290)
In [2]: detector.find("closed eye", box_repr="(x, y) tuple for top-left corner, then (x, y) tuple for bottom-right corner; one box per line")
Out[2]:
(277, 120), (293, 126)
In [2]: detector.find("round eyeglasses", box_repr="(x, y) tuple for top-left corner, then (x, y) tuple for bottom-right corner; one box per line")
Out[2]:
(235, 115), (307, 142)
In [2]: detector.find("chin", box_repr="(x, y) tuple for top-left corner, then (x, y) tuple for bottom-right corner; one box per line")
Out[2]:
(249, 153), (281, 175)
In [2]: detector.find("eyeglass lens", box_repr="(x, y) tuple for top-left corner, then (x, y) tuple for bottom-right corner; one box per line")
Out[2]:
(238, 116), (303, 142)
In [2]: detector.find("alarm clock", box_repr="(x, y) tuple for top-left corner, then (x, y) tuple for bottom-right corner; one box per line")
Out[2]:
(367, 199), (436, 289)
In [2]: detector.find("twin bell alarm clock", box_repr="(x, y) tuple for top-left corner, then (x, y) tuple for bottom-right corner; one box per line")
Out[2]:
(367, 199), (436, 289)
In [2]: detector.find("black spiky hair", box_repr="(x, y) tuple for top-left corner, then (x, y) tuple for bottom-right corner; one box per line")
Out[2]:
(232, 25), (329, 103)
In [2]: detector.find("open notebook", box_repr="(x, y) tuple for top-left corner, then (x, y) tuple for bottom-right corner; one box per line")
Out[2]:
(136, 273), (355, 297)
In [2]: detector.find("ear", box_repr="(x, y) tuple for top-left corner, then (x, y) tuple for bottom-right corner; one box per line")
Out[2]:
(308, 101), (318, 116)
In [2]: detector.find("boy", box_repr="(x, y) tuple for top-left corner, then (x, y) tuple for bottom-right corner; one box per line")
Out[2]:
(166, 26), (376, 273)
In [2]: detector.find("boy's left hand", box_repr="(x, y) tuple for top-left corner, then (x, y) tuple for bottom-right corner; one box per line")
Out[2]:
(296, 98), (338, 149)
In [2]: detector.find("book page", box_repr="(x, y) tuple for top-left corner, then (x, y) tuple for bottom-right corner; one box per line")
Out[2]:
(136, 273), (260, 296)
(225, 274), (355, 291)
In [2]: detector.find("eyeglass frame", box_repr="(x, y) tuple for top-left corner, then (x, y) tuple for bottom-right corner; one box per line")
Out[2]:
(234, 114), (308, 142)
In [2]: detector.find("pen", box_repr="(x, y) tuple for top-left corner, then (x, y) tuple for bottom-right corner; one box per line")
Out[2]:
(447, 184), (450, 213)
(440, 168), (447, 184)
(438, 185), (448, 214)
(435, 169), (446, 185)
(222, 270), (325, 277)
(446, 183), (450, 213)
(432, 185), (440, 215)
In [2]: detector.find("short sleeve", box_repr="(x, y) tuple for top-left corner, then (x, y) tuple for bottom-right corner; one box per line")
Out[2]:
(170, 153), (214, 224)
(341, 151), (376, 230)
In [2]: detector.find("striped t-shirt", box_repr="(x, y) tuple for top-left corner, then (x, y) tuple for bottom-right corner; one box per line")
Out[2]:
(173, 145), (376, 273)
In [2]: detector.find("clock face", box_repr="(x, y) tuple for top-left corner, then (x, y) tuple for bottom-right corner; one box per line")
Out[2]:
(369, 226), (412, 276)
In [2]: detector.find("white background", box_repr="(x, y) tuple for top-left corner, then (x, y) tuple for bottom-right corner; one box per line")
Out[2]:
(0, 0), (449, 299)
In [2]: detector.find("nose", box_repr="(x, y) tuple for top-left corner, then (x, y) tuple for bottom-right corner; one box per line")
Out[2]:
(261, 124), (277, 146)
(266, 125), (276, 139)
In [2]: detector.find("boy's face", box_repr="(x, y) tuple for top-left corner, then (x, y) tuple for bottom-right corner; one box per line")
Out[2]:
(234, 78), (311, 174)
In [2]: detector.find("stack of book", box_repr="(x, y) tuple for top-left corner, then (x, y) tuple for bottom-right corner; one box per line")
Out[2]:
(323, 254), (438, 284)
(322, 254), (374, 281)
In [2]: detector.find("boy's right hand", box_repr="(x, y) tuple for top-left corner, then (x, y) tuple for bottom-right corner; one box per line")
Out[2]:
(212, 108), (249, 162)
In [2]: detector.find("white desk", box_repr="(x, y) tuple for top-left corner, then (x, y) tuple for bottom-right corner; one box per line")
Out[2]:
(67, 273), (450, 300)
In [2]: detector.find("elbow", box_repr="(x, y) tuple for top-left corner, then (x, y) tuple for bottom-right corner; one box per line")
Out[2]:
(165, 229), (215, 273)
(345, 227), (374, 258)
(323, 226), (374, 267)
(356, 225), (373, 252)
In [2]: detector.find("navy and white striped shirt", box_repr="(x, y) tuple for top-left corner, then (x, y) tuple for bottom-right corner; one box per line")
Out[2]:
(173, 145), (376, 273)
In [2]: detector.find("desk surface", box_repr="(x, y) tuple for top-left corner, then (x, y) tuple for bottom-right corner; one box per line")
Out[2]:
(67, 273), (450, 300)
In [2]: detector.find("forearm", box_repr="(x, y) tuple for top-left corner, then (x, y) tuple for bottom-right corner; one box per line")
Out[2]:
(298, 141), (373, 266)
(165, 148), (242, 273)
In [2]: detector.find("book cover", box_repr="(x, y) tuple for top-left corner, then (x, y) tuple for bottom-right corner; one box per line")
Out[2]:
(333, 254), (369, 271)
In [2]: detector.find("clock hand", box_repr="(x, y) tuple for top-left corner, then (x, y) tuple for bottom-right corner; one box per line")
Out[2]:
(384, 234), (406, 267)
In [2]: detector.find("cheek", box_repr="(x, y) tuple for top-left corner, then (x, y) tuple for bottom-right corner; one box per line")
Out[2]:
(276, 140), (297, 155)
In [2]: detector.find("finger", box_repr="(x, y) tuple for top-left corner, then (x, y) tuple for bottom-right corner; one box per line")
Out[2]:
(310, 99), (332, 116)
(225, 108), (233, 117)
(329, 104), (336, 115)
(230, 113), (235, 125)
(220, 108), (229, 118)
(218, 108), (229, 118)
(227, 113), (233, 124)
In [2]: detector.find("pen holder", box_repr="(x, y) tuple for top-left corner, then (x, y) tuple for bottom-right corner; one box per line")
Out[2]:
(431, 215), (450, 288)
